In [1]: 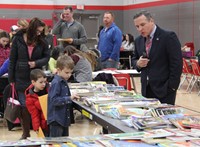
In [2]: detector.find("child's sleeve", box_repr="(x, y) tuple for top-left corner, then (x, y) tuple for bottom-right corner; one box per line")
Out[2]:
(26, 98), (41, 131)
(48, 81), (71, 106)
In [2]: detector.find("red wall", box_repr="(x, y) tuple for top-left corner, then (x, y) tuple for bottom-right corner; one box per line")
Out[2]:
(0, 19), (53, 32)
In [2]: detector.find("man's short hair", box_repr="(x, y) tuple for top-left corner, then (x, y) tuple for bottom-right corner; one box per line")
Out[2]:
(104, 11), (115, 18)
(64, 6), (73, 12)
(30, 69), (46, 81)
(133, 10), (152, 21)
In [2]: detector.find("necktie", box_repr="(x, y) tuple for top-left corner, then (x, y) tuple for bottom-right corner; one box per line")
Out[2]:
(145, 36), (152, 57)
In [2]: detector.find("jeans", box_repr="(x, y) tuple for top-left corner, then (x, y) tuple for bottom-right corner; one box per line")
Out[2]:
(49, 121), (69, 137)
(17, 91), (26, 107)
(101, 59), (119, 69)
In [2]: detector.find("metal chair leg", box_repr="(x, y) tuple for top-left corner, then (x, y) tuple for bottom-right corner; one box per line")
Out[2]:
(178, 74), (186, 90)
(189, 77), (197, 93)
(186, 76), (195, 92)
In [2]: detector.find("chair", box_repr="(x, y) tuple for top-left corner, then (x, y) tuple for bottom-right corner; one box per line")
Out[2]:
(188, 59), (200, 94)
(119, 50), (132, 69)
(185, 42), (194, 56)
(179, 58), (194, 90)
(112, 73), (132, 91)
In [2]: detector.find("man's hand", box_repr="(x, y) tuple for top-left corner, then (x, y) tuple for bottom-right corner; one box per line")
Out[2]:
(137, 56), (150, 68)
(67, 38), (73, 44)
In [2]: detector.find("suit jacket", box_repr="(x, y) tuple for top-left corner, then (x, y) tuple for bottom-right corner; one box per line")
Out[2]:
(132, 26), (182, 98)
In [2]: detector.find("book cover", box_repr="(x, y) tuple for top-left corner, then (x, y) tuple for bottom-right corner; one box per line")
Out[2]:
(38, 94), (48, 120)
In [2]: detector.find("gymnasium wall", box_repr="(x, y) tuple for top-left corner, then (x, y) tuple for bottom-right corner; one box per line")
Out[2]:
(0, 0), (199, 51)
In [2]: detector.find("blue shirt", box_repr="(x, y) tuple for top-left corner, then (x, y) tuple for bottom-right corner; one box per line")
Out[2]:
(98, 23), (122, 62)
(0, 58), (9, 77)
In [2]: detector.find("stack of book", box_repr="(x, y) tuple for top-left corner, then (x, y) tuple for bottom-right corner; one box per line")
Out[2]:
(169, 116), (200, 129)
(149, 104), (184, 118)
(129, 117), (170, 130)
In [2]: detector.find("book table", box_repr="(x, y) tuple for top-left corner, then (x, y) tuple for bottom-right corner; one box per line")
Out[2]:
(73, 100), (136, 134)
(92, 69), (140, 92)
(73, 100), (200, 134)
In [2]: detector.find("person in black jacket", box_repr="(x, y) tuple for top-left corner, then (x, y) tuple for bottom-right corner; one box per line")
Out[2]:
(132, 10), (182, 105)
(8, 17), (50, 139)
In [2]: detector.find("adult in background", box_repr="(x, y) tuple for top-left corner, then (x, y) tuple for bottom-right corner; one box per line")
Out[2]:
(8, 17), (50, 139)
(45, 25), (54, 51)
(0, 20), (29, 76)
(17, 19), (29, 30)
(9, 25), (19, 42)
(132, 10), (182, 105)
(122, 33), (134, 51)
(52, 6), (87, 49)
(0, 31), (10, 114)
(96, 25), (104, 43)
(62, 45), (92, 82)
(48, 46), (60, 74)
(0, 31), (10, 68)
(98, 11), (122, 69)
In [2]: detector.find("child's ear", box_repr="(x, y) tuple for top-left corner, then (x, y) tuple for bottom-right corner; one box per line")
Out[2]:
(31, 80), (35, 85)
(57, 68), (61, 72)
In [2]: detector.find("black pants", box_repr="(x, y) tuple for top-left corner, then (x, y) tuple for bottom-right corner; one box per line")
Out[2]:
(146, 84), (176, 105)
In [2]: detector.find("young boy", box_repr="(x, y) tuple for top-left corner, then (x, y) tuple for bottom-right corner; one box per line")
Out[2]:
(25, 69), (49, 136)
(47, 55), (78, 137)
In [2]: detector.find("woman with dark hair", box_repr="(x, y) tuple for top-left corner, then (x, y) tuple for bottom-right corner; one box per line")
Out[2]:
(8, 17), (50, 139)
(62, 45), (92, 82)
(123, 33), (134, 51)
(0, 31), (10, 115)
(0, 31), (10, 72)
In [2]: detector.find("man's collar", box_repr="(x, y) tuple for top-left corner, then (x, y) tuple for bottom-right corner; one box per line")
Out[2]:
(149, 25), (157, 39)
(104, 22), (115, 31)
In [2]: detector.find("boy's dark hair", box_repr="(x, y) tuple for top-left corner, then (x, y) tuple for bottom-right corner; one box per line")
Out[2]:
(56, 55), (74, 70)
(30, 69), (46, 81)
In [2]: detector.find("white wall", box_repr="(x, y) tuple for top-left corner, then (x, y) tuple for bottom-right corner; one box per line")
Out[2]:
(123, 0), (160, 5)
(0, 0), (160, 6)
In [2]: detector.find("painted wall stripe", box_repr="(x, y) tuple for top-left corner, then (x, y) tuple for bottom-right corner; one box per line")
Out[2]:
(0, 0), (195, 10)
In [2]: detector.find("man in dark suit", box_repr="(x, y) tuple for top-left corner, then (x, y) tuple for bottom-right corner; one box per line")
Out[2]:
(132, 10), (182, 105)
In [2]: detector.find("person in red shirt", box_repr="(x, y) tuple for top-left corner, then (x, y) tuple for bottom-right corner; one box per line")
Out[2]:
(0, 31), (10, 67)
(25, 69), (49, 137)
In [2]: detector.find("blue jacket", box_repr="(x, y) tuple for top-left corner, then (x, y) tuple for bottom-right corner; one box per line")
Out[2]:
(98, 23), (122, 62)
(47, 75), (72, 127)
(0, 58), (9, 77)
